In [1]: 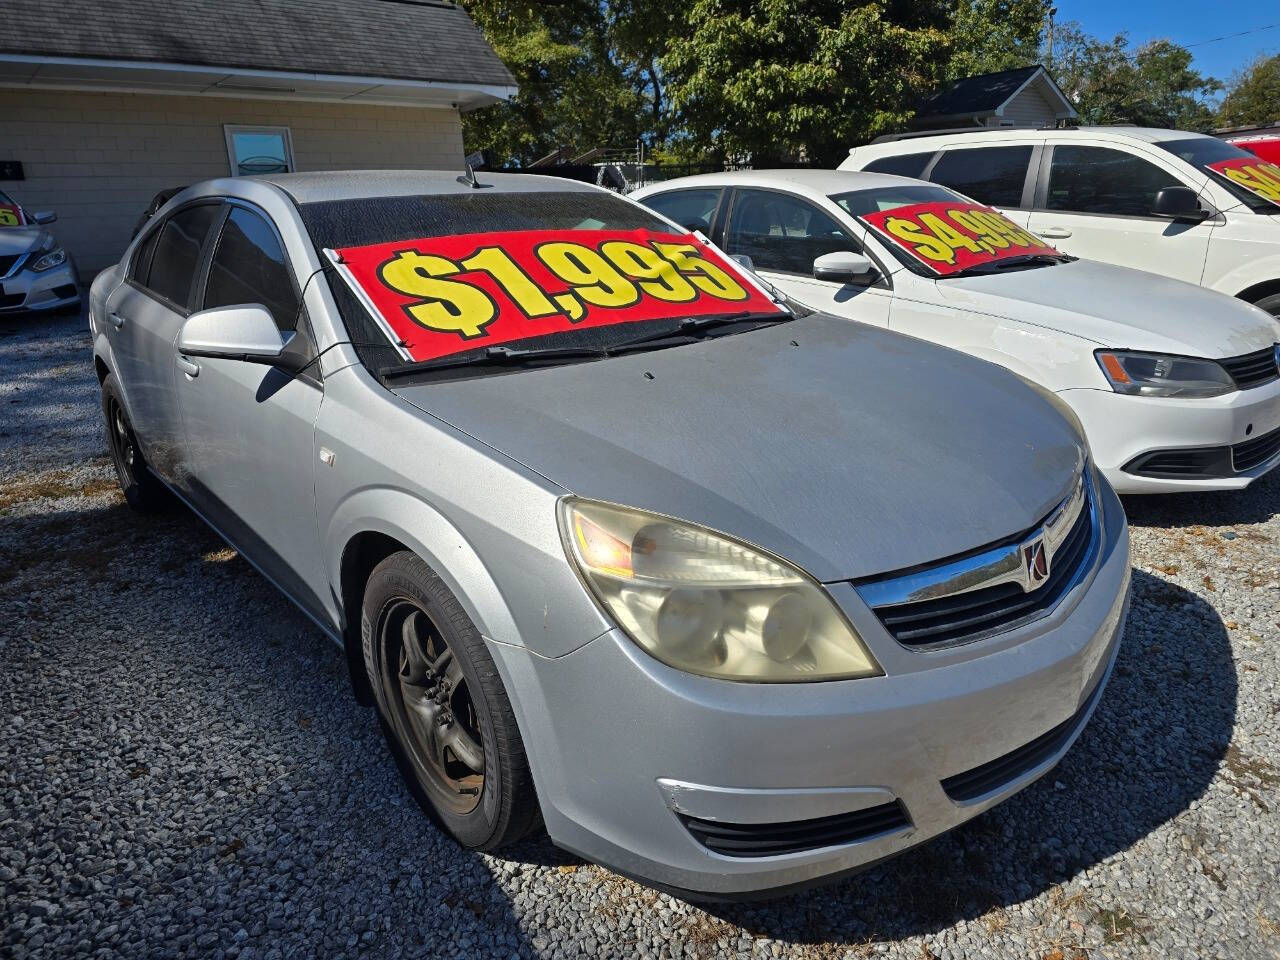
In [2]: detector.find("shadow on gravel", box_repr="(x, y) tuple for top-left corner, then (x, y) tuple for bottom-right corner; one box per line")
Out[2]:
(697, 569), (1237, 945)
(1121, 467), (1280, 529)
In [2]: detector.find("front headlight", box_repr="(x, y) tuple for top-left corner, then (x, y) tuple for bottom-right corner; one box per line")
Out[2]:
(29, 247), (67, 272)
(560, 499), (882, 682)
(1095, 349), (1234, 399)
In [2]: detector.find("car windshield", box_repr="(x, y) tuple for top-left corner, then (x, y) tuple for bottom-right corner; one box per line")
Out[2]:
(300, 190), (786, 380)
(1154, 137), (1278, 213)
(0, 190), (22, 228)
(831, 183), (1068, 277)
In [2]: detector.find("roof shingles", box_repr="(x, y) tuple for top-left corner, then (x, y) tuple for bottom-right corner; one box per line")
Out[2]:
(0, 0), (515, 88)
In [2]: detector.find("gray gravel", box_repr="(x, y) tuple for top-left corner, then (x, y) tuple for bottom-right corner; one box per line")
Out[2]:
(2, 312), (1278, 960)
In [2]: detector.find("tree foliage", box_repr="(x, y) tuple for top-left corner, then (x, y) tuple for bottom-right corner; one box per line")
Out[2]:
(1217, 54), (1280, 128)
(1050, 22), (1220, 129)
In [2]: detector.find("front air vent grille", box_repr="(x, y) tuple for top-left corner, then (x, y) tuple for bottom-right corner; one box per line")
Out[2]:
(1219, 346), (1279, 390)
(1232, 424), (1280, 473)
(869, 489), (1095, 649)
(679, 801), (911, 858)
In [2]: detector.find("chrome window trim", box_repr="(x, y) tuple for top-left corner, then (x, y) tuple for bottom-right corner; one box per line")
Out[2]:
(858, 472), (1094, 610)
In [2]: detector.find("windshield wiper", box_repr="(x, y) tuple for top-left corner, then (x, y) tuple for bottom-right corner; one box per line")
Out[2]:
(606, 310), (794, 352)
(381, 344), (608, 381)
(380, 311), (793, 381)
(944, 254), (1075, 277)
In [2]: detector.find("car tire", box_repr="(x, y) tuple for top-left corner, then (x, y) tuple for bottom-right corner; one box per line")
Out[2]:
(362, 550), (539, 851)
(1252, 291), (1280, 317)
(100, 373), (167, 512)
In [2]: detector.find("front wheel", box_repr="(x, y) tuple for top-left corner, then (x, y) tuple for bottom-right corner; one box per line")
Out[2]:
(1252, 291), (1280, 317)
(362, 551), (539, 850)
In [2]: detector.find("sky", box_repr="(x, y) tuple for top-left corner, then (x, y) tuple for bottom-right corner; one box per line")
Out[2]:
(1058, 0), (1278, 93)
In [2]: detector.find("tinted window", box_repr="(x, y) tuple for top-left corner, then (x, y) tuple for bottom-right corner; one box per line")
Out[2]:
(725, 189), (859, 274)
(1155, 137), (1277, 213)
(129, 228), (162, 285)
(204, 207), (299, 331)
(1046, 145), (1181, 216)
(640, 189), (722, 232)
(864, 152), (935, 179)
(146, 204), (219, 309)
(929, 146), (1032, 207)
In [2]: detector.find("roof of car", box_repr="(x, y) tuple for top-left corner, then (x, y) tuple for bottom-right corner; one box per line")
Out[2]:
(853, 125), (1210, 154)
(249, 169), (602, 204)
(634, 168), (923, 196)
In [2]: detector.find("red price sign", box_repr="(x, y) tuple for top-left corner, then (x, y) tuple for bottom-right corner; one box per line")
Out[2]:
(1206, 157), (1280, 207)
(860, 202), (1059, 276)
(334, 228), (781, 363)
(0, 204), (24, 228)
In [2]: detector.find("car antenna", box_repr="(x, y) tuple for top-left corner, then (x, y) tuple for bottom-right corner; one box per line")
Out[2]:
(456, 162), (492, 189)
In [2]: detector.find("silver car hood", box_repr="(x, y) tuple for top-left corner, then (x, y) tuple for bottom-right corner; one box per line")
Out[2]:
(393, 316), (1085, 581)
(0, 226), (48, 256)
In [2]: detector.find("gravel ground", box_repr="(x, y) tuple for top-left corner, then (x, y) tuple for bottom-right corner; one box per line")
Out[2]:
(2, 312), (1278, 960)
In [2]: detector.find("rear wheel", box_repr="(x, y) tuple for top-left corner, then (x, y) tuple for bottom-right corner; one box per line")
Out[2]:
(362, 551), (539, 850)
(100, 373), (166, 512)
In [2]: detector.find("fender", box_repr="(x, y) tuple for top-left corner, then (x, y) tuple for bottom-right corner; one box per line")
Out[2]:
(325, 486), (525, 649)
(1206, 251), (1280, 304)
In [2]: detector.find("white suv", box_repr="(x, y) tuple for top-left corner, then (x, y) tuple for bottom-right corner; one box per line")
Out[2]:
(841, 126), (1280, 316)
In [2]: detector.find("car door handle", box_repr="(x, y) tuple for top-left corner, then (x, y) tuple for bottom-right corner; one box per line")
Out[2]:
(1038, 227), (1072, 239)
(176, 355), (201, 378)
(108, 311), (127, 329)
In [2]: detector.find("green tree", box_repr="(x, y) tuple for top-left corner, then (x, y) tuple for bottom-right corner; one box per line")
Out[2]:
(458, 1), (648, 166)
(662, 1), (954, 167)
(1049, 22), (1219, 129)
(948, 0), (1051, 79)
(1218, 54), (1280, 127)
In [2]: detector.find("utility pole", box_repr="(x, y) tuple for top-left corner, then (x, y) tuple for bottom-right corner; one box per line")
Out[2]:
(1046, 5), (1058, 68)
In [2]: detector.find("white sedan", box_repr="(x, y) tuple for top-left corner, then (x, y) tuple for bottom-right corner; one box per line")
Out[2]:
(633, 169), (1280, 494)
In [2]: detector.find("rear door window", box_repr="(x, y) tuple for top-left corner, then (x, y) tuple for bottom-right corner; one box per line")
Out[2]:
(929, 145), (1034, 208)
(204, 207), (300, 331)
(639, 188), (723, 233)
(1045, 145), (1182, 216)
(144, 204), (220, 310)
(725, 189), (860, 274)
(864, 152), (935, 179)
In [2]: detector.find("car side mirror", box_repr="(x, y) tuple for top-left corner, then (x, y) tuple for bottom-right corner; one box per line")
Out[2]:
(813, 251), (879, 285)
(1151, 187), (1209, 221)
(31, 210), (56, 224)
(177, 305), (288, 365)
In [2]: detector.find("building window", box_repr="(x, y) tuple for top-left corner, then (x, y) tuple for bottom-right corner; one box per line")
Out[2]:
(224, 125), (295, 176)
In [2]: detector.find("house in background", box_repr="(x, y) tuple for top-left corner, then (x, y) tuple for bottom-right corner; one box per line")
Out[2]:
(910, 65), (1076, 131)
(0, 0), (516, 273)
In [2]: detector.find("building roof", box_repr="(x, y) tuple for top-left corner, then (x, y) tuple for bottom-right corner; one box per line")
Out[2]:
(915, 65), (1076, 124)
(0, 0), (516, 108)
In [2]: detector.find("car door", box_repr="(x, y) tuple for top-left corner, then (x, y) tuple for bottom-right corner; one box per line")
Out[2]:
(1026, 142), (1213, 282)
(923, 143), (1039, 229)
(721, 187), (892, 326)
(104, 201), (222, 482)
(175, 201), (330, 623)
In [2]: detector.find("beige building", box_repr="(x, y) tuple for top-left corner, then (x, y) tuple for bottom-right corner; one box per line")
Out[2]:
(910, 65), (1077, 132)
(0, 0), (516, 274)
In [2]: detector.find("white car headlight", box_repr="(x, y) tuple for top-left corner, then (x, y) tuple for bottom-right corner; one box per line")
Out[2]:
(560, 498), (882, 682)
(1095, 349), (1234, 399)
(29, 247), (67, 273)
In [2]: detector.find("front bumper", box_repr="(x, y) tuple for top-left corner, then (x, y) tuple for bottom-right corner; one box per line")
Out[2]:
(489, 478), (1130, 897)
(1060, 382), (1280, 493)
(0, 255), (81, 314)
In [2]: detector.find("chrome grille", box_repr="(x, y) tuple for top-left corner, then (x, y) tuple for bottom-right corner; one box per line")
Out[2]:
(0, 254), (22, 279)
(857, 473), (1098, 650)
(1219, 346), (1279, 390)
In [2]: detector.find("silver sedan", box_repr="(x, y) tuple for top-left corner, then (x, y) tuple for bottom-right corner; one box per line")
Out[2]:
(89, 170), (1129, 898)
(1, 190), (80, 316)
